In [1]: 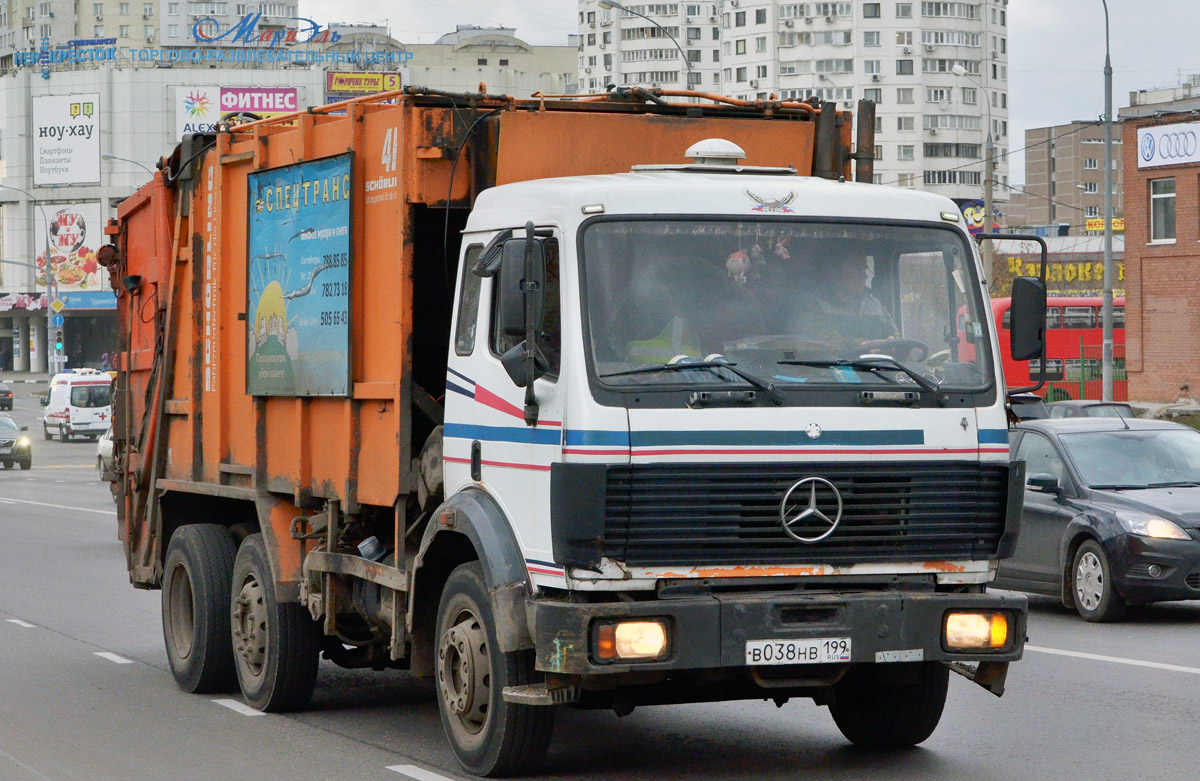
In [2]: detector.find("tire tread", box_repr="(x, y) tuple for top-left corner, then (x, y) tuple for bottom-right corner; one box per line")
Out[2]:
(163, 523), (238, 693)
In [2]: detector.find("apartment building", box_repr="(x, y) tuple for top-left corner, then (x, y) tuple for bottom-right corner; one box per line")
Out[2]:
(1018, 120), (1123, 236)
(576, 0), (1009, 202)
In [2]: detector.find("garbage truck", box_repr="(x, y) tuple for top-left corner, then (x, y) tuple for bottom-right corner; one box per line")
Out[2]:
(102, 87), (1045, 776)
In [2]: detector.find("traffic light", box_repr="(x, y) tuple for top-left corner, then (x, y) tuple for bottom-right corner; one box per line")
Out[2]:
(54, 330), (63, 351)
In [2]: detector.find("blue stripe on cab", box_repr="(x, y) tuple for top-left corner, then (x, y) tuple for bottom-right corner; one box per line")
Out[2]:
(565, 429), (631, 447)
(444, 423), (561, 446)
(445, 380), (474, 399)
(978, 429), (1009, 444)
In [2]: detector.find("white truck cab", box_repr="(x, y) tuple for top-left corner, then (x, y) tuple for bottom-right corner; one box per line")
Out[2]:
(427, 150), (1033, 752)
(42, 368), (113, 442)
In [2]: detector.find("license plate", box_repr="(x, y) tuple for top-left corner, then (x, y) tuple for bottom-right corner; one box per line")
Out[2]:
(745, 637), (852, 665)
(0, 447), (10, 455)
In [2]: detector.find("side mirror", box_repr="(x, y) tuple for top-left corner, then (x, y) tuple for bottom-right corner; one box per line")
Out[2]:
(38, 395), (48, 407)
(500, 341), (549, 387)
(1009, 275), (1046, 362)
(496, 236), (545, 339)
(1027, 473), (1060, 494)
(20, 425), (28, 432)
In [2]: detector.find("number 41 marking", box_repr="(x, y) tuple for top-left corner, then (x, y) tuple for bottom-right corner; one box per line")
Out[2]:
(382, 127), (398, 172)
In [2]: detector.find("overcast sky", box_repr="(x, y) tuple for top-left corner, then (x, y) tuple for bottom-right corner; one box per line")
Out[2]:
(304, 1), (1200, 184)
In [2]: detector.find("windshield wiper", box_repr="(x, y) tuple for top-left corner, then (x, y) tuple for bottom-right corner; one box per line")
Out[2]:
(599, 360), (783, 405)
(1090, 484), (1149, 491)
(778, 355), (944, 400)
(1147, 481), (1200, 488)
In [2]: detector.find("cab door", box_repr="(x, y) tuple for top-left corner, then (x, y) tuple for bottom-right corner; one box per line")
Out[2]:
(442, 228), (566, 579)
(1005, 431), (1075, 585)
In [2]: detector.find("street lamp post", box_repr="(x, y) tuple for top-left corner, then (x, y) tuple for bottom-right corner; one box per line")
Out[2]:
(1100, 0), (1114, 402)
(598, 0), (694, 89)
(0, 183), (55, 372)
(102, 152), (155, 176)
(952, 63), (994, 281)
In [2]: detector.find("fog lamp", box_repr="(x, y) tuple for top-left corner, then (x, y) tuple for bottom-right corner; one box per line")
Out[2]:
(594, 619), (670, 662)
(944, 612), (1009, 650)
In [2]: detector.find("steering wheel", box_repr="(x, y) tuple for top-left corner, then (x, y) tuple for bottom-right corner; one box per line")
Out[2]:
(859, 338), (930, 363)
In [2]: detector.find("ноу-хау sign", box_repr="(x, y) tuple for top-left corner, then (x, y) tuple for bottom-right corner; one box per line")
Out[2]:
(32, 94), (100, 185)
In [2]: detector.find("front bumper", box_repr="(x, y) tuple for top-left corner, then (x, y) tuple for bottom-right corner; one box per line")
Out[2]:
(530, 588), (1027, 676)
(1110, 534), (1200, 602)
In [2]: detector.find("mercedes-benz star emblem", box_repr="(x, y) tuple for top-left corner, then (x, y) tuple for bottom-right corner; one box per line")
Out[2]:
(779, 477), (843, 543)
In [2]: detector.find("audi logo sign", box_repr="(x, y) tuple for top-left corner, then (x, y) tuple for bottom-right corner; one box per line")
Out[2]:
(1137, 121), (1200, 168)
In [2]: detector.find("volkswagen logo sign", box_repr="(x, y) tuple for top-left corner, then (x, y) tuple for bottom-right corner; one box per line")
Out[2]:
(779, 477), (843, 543)
(1140, 132), (1155, 162)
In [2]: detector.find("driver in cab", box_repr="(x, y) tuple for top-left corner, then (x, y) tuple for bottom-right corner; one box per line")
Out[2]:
(799, 244), (899, 347)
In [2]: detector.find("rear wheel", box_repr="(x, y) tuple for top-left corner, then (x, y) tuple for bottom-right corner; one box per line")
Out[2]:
(230, 533), (320, 712)
(435, 562), (555, 777)
(829, 662), (948, 748)
(162, 524), (238, 693)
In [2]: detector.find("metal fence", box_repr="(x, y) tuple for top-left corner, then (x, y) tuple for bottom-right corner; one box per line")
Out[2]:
(1040, 340), (1128, 402)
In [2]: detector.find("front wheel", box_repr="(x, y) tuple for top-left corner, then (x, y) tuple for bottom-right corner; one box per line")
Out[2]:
(58, 427), (68, 443)
(162, 524), (238, 693)
(18, 457), (31, 471)
(43, 423), (51, 441)
(829, 662), (948, 748)
(435, 562), (555, 777)
(1072, 539), (1126, 622)
(2, 460), (12, 470)
(230, 533), (320, 712)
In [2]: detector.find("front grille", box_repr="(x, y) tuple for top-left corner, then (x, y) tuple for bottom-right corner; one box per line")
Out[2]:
(602, 461), (1009, 567)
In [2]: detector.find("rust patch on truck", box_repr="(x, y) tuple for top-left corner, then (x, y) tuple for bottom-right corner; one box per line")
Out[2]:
(922, 561), (967, 573)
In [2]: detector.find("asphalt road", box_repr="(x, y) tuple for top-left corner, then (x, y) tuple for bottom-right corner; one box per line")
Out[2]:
(2, 380), (1199, 780)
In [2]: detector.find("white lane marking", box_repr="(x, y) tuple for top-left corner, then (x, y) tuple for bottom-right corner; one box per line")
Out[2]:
(387, 765), (461, 781)
(0, 746), (49, 779)
(94, 652), (134, 664)
(0, 498), (15, 503)
(0, 496), (116, 516)
(6, 619), (36, 628)
(1027, 644), (1200, 676)
(212, 699), (266, 716)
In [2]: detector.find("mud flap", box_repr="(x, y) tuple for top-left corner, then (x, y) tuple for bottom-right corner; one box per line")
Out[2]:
(945, 660), (1009, 697)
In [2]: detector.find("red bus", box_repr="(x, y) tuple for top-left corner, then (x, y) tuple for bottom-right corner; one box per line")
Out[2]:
(961, 297), (1127, 401)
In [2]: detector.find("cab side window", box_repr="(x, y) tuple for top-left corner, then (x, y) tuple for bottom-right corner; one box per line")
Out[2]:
(1015, 432), (1065, 486)
(490, 237), (561, 379)
(454, 245), (484, 356)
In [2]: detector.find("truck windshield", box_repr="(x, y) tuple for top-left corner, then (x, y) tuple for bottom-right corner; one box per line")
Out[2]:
(70, 385), (112, 408)
(581, 219), (994, 394)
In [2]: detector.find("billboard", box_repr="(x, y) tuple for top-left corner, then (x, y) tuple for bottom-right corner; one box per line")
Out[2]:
(32, 94), (100, 185)
(326, 72), (402, 94)
(1137, 121), (1200, 169)
(36, 202), (116, 310)
(176, 86), (299, 136)
(246, 154), (352, 396)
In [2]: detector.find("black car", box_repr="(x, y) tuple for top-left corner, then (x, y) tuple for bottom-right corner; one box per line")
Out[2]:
(1008, 393), (1049, 422)
(1047, 400), (1136, 419)
(0, 381), (12, 411)
(0, 413), (32, 470)
(996, 418), (1200, 621)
